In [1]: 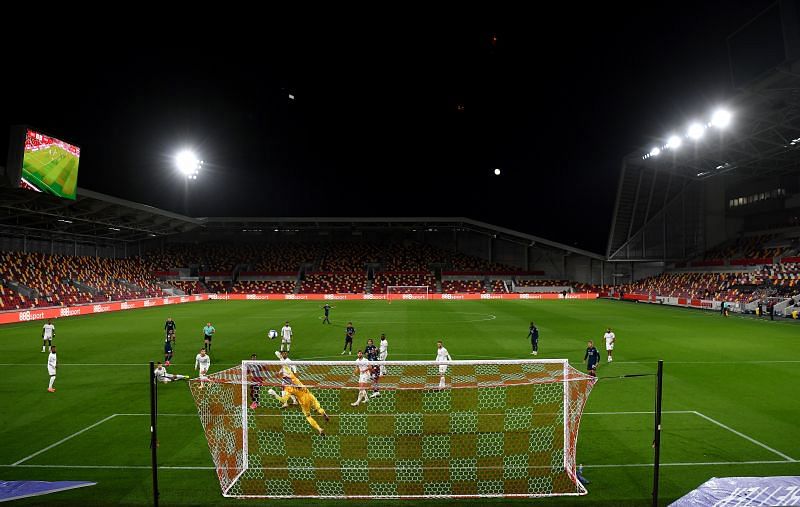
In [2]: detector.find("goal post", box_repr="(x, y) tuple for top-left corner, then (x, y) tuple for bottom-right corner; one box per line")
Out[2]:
(188, 359), (596, 499)
(386, 285), (430, 301)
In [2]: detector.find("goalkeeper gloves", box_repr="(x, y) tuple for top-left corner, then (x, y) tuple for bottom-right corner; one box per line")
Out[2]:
(267, 388), (277, 397)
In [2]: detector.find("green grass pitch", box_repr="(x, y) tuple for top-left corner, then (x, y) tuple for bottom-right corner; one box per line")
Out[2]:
(21, 145), (79, 199)
(1, 299), (798, 506)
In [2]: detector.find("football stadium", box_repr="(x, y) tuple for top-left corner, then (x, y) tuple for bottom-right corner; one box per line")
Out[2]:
(2, 5), (800, 507)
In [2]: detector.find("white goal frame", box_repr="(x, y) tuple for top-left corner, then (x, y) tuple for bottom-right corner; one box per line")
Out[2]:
(218, 358), (586, 499)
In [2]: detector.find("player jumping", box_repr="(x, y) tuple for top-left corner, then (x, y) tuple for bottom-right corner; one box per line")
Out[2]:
(274, 350), (299, 408)
(351, 350), (371, 406)
(266, 372), (329, 436)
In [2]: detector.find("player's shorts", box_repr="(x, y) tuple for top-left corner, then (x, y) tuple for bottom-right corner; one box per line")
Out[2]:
(204, 334), (213, 342)
(48, 367), (56, 376)
(359, 372), (370, 384)
(282, 337), (291, 344)
(345, 336), (353, 342)
(164, 343), (173, 353)
(438, 365), (448, 375)
(44, 335), (53, 341)
(606, 344), (614, 351)
(199, 369), (208, 378)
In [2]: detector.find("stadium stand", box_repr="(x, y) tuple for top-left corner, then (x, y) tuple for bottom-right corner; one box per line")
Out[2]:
(490, 280), (509, 293)
(300, 272), (366, 294)
(372, 272), (437, 294)
(231, 280), (296, 294)
(168, 280), (205, 295)
(204, 280), (232, 293)
(442, 280), (486, 293)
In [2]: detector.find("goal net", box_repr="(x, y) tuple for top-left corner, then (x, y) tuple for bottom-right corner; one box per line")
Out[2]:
(188, 359), (595, 499)
(386, 285), (429, 301)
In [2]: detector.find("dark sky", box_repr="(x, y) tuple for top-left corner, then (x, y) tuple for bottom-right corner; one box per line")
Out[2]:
(0, 3), (774, 253)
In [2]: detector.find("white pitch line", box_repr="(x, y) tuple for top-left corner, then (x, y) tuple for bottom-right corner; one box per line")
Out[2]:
(692, 411), (796, 462)
(584, 460), (798, 468)
(11, 414), (118, 466)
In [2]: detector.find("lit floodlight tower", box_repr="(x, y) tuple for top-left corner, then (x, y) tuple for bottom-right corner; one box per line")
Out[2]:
(667, 135), (682, 150)
(649, 147), (661, 157)
(687, 123), (704, 140)
(176, 150), (202, 179)
(710, 109), (731, 129)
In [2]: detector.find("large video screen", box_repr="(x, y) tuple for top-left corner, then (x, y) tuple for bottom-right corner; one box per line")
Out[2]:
(19, 128), (80, 199)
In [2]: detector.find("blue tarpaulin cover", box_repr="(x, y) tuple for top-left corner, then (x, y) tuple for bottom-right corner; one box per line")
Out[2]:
(670, 476), (800, 507)
(0, 480), (96, 502)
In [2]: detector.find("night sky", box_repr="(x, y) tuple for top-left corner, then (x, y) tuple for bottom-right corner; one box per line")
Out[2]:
(0, 3), (773, 253)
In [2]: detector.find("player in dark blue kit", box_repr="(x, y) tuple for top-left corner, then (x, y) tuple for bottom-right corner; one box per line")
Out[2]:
(528, 322), (539, 355)
(321, 304), (334, 324)
(164, 317), (176, 344)
(341, 322), (355, 355)
(164, 336), (174, 367)
(364, 338), (380, 397)
(584, 340), (599, 377)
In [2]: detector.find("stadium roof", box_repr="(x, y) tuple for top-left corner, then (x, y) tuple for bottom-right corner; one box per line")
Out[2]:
(0, 186), (201, 243)
(0, 186), (603, 259)
(607, 60), (800, 261)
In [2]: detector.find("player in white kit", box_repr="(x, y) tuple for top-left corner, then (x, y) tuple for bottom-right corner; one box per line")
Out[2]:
(436, 341), (451, 389)
(274, 350), (299, 408)
(280, 321), (293, 352)
(603, 328), (616, 362)
(154, 361), (188, 383)
(378, 333), (388, 376)
(42, 320), (55, 352)
(195, 348), (211, 388)
(47, 345), (57, 392)
(351, 350), (371, 406)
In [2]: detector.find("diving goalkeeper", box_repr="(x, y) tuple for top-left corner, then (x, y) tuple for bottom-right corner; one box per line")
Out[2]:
(267, 371), (330, 436)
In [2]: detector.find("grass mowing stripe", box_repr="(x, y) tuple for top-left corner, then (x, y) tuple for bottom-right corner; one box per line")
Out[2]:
(692, 411), (797, 462)
(11, 414), (118, 465)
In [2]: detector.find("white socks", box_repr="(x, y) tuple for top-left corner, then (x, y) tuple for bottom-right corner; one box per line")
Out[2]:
(48, 376), (56, 389)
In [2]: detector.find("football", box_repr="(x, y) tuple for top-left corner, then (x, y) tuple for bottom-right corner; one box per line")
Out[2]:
(268, 329), (278, 339)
